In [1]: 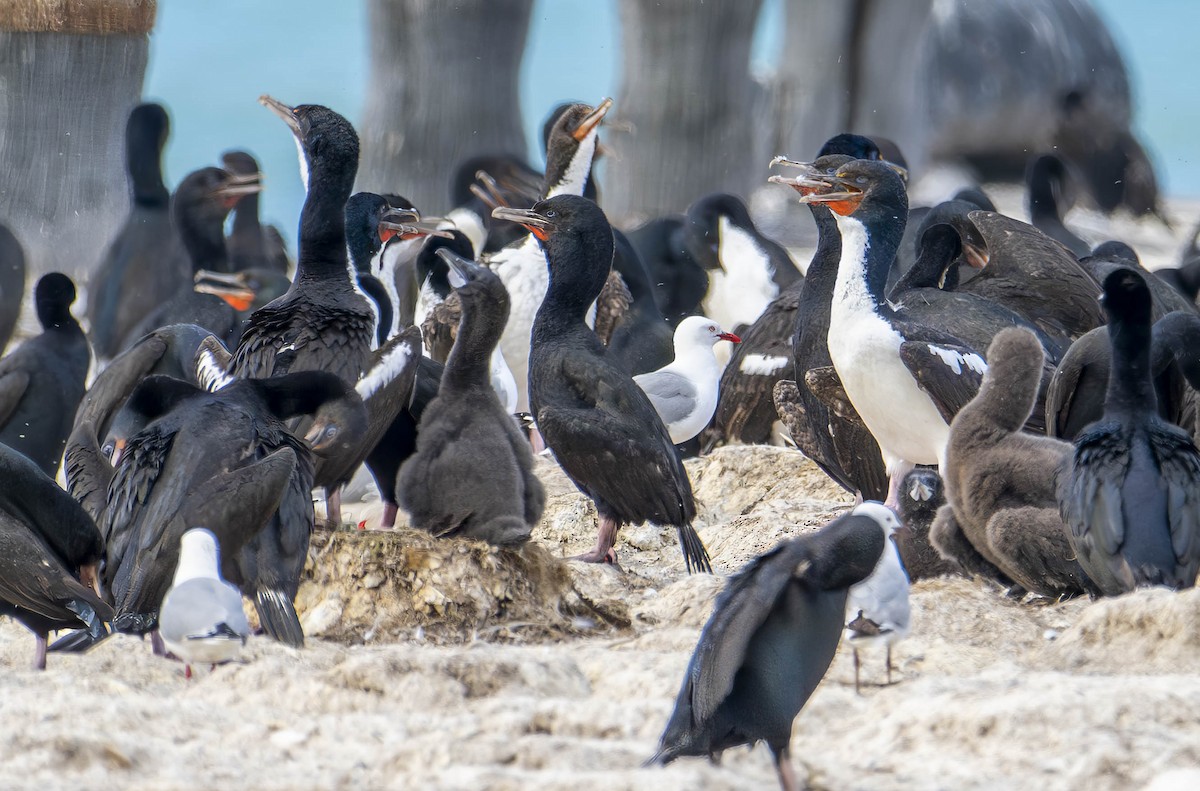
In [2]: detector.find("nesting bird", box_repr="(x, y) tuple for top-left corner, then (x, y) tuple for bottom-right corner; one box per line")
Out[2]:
(894, 468), (961, 581)
(650, 506), (890, 790)
(397, 249), (545, 546)
(159, 528), (250, 679)
(939, 328), (1096, 598)
(1059, 269), (1200, 594)
(633, 315), (741, 445)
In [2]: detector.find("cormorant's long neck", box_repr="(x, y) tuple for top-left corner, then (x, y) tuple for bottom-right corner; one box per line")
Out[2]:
(38, 304), (81, 334)
(231, 193), (263, 239)
(792, 205), (841, 366)
(444, 300), (503, 391)
(1027, 160), (1060, 225)
(800, 205), (841, 307)
(543, 130), (597, 199)
(129, 140), (169, 208)
(1106, 316), (1157, 415)
(295, 158), (355, 283)
(831, 206), (905, 320)
(175, 206), (228, 274)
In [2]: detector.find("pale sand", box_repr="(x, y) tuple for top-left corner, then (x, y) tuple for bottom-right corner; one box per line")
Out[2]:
(4, 446), (1200, 790)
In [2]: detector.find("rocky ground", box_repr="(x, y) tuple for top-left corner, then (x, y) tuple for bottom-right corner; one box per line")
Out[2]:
(4, 445), (1200, 790)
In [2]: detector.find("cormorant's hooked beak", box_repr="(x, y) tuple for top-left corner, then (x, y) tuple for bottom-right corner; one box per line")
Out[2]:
(377, 208), (454, 243)
(214, 170), (263, 208)
(303, 419), (341, 455)
(436, 247), (482, 289)
(492, 207), (554, 242)
(259, 94), (301, 137)
(786, 169), (866, 216)
(571, 97), (614, 142)
(194, 270), (258, 311)
(768, 159), (839, 197)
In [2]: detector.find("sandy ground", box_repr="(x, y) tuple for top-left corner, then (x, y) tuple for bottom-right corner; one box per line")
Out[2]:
(4, 446), (1200, 791)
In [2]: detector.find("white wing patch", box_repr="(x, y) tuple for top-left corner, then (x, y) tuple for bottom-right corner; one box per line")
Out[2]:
(926, 344), (988, 376)
(739, 353), (789, 376)
(357, 342), (414, 400)
(196, 348), (234, 392)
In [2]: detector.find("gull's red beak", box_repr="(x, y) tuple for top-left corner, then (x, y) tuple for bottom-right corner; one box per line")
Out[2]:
(718, 332), (741, 343)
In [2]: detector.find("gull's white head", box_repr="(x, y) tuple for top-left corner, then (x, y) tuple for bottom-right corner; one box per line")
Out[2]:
(675, 315), (742, 353)
(852, 501), (902, 538)
(174, 528), (223, 585)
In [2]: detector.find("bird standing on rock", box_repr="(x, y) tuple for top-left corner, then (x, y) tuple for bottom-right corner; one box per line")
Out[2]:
(493, 195), (711, 572)
(634, 315), (740, 445)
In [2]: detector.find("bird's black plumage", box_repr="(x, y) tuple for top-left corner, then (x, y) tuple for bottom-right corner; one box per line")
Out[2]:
(0, 445), (111, 669)
(230, 99), (374, 386)
(498, 195), (710, 572)
(0, 273), (90, 477)
(0, 221), (25, 356)
(223, 150), (291, 275)
(946, 209), (1104, 352)
(119, 167), (260, 349)
(1026, 154), (1090, 258)
(705, 278), (802, 449)
(624, 215), (708, 327)
(602, 229), (675, 375)
(1059, 269), (1200, 595)
(88, 103), (189, 360)
(651, 510), (886, 788)
(87, 372), (363, 642)
(363, 355), (443, 529)
(398, 250), (544, 545)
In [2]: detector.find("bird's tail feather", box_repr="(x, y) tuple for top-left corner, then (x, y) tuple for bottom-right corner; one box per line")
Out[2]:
(677, 524), (712, 574)
(254, 588), (304, 648)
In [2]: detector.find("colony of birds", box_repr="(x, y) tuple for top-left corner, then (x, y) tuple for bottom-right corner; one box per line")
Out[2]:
(2, 85), (1200, 791)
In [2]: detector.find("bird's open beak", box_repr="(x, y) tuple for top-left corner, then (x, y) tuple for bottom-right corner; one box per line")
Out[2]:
(378, 208), (453, 243)
(260, 94), (302, 137)
(718, 332), (741, 344)
(788, 169), (866, 216)
(492, 207), (555, 242)
(214, 171), (263, 208)
(194, 270), (257, 311)
(768, 159), (840, 198)
(572, 97), (614, 142)
(78, 563), (103, 600)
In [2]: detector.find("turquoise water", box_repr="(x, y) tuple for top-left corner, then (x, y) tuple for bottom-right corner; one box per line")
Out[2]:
(145, 0), (1196, 248)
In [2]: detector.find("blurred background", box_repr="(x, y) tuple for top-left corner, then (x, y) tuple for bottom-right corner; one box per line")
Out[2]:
(0, 0), (1195, 276)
